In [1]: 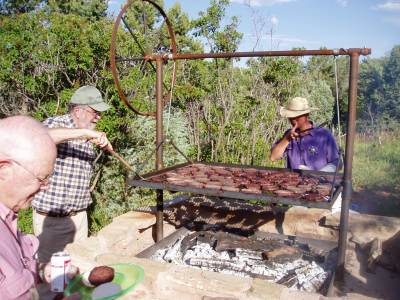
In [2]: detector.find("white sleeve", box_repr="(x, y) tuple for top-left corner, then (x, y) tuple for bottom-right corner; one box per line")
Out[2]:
(319, 163), (337, 172)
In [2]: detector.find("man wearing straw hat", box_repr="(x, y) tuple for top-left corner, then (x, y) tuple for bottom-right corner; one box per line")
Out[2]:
(270, 96), (339, 172)
(32, 85), (113, 264)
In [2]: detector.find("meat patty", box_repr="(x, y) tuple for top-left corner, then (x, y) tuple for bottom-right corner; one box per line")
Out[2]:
(88, 266), (115, 286)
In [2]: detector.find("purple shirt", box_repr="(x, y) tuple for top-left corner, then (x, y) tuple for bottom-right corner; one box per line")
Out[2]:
(0, 202), (39, 299)
(273, 127), (339, 171)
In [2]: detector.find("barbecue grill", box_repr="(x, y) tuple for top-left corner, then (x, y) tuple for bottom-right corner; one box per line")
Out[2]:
(110, 0), (371, 287)
(128, 162), (343, 209)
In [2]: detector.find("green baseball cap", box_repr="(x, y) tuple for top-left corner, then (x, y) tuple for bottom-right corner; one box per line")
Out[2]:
(70, 86), (111, 112)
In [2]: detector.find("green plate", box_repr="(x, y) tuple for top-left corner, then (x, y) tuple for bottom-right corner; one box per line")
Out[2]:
(64, 263), (144, 300)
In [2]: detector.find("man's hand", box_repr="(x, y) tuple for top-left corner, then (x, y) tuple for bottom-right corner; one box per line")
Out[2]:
(284, 121), (299, 141)
(270, 121), (299, 162)
(42, 263), (80, 284)
(86, 130), (113, 151)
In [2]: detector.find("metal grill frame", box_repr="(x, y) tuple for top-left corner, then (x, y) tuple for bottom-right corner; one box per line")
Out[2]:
(128, 161), (343, 209)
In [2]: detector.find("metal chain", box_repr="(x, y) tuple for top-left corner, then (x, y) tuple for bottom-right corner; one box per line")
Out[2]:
(334, 56), (342, 147)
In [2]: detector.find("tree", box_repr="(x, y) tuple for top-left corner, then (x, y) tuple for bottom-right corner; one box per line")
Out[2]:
(0, 0), (41, 16)
(357, 57), (385, 127)
(192, 0), (242, 54)
(382, 45), (400, 120)
(46, 0), (108, 19)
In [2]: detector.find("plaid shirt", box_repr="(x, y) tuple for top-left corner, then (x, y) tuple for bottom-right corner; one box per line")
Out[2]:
(32, 114), (96, 215)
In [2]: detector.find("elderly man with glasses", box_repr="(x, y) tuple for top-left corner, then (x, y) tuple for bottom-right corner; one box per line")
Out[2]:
(0, 116), (79, 300)
(32, 85), (113, 264)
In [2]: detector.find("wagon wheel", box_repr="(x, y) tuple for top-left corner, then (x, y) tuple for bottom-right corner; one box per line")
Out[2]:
(110, 0), (177, 117)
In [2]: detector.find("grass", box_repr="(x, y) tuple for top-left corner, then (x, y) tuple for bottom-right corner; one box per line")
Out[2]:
(353, 131), (400, 191)
(352, 130), (400, 217)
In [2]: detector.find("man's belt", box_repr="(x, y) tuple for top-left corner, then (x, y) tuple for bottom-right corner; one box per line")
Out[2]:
(35, 209), (86, 218)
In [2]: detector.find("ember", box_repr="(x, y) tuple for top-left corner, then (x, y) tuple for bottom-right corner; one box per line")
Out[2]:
(144, 229), (336, 293)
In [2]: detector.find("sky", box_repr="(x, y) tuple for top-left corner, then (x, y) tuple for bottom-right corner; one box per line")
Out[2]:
(108, 0), (400, 59)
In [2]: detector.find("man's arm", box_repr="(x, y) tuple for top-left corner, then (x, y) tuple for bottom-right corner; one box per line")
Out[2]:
(270, 136), (290, 161)
(270, 123), (299, 161)
(48, 128), (113, 151)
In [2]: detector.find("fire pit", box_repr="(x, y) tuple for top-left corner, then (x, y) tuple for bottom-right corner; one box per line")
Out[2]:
(137, 228), (337, 293)
(129, 162), (342, 209)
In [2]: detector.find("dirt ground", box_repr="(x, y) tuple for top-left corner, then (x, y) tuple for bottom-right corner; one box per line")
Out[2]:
(339, 188), (400, 300)
(352, 187), (400, 218)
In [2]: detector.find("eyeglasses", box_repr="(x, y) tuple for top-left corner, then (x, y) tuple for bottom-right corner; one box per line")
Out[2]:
(9, 159), (51, 187)
(81, 106), (100, 117)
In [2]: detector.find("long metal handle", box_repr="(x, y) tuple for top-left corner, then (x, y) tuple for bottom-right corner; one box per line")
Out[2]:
(108, 149), (135, 172)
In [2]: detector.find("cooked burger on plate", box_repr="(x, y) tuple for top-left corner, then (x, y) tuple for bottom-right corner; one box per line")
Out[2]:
(82, 266), (115, 287)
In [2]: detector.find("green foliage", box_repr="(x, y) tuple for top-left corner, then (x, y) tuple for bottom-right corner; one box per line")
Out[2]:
(17, 208), (33, 234)
(0, 0), (41, 15)
(357, 45), (400, 132)
(357, 57), (385, 128)
(88, 110), (190, 233)
(47, 0), (108, 19)
(192, 0), (242, 53)
(382, 45), (400, 120)
(299, 76), (335, 125)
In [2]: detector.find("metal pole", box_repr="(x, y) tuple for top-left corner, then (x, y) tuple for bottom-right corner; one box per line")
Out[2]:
(155, 57), (164, 242)
(165, 48), (370, 61)
(336, 51), (360, 280)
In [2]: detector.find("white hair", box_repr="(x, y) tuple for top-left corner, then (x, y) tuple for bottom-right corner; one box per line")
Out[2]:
(0, 116), (56, 165)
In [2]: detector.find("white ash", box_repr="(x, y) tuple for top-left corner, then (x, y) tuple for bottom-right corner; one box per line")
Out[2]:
(151, 236), (329, 293)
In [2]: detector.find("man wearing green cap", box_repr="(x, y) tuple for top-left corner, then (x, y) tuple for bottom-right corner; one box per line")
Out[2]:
(32, 86), (113, 263)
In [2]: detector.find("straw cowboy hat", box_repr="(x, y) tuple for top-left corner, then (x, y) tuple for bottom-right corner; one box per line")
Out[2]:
(279, 97), (318, 118)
